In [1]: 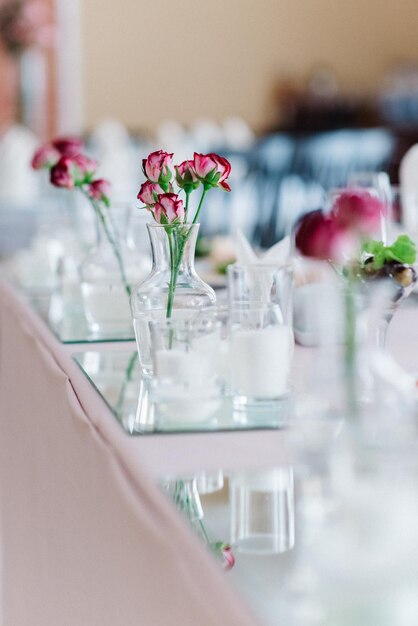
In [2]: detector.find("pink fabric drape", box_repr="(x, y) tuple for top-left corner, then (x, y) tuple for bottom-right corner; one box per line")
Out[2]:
(0, 281), (257, 626)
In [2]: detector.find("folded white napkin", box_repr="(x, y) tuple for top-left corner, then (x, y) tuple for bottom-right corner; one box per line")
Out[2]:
(232, 230), (291, 323)
(234, 229), (291, 266)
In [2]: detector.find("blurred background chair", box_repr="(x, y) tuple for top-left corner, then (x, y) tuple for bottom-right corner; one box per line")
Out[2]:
(294, 128), (395, 192)
(249, 133), (295, 247)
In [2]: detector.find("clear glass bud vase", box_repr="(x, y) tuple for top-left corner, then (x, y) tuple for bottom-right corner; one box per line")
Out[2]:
(79, 203), (148, 337)
(130, 223), (216, 376)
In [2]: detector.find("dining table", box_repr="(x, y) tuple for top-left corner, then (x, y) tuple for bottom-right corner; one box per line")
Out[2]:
(1, 274), (418, 625)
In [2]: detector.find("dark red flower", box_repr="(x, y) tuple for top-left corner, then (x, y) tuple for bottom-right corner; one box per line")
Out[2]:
(50, 157), (74, 189)
(88, 179), (111, 205)
(52, 136), (84, 158)
(31, 143), (60, 170)
(331, 190), (384, 237)
(295, 209), (355, 262)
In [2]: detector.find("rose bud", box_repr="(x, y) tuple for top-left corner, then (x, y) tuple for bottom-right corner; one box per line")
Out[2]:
(142, 150), (174, 189)
(153, 193), (185, 224)
(50, 157), (75, 189)
(175, 160), (200, 191)
(137, 180), (165, 207)
(52, 136), (84, 157)
(71, 153), (98, 183)
(331, 190), (384, 237)
(31, 143), (60, 170)
(88, 179), (111, 206)
(193, 152), (231, 191)
(295, 209), (355, 262)
(211, 542), (235, 571)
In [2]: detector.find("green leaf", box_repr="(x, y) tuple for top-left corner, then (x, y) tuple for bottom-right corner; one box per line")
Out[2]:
(362, 240), (383, 256)
(384, 234), (417, 265)
(362, 240), (385, 270)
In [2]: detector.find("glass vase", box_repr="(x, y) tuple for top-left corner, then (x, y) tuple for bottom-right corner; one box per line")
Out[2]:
(130, 223), (216, 376)
(292, 259), (417, 427)
(79, 203), (148, 337)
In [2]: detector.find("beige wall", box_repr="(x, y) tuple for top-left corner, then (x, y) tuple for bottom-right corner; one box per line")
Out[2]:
(81, 0), (418, 132)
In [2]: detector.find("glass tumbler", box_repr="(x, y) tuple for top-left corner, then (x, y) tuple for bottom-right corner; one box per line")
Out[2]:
(229, 466), (295, 554)
(227, 263), (293, 320)
(229, 304), (294, 410)
(150, 317), (222, 426)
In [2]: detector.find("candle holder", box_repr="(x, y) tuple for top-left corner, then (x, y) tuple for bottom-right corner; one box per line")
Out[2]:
(149, 317), (223, 427)
(230, 303), (294, 411)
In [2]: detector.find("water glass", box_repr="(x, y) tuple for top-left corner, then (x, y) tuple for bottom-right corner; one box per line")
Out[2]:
(346, 171), (392, 242)
(229, 466), (295, 554)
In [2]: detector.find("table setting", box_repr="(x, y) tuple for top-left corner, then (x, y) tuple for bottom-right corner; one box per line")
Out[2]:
(1, 134), (418, 625)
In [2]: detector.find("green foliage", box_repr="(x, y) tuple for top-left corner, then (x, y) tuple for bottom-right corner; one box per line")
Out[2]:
(362, 235), (416, 271)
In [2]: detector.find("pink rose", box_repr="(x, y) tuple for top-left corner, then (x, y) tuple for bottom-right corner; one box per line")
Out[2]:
(52, 137), (84, 157)
(71, 153), (98, 182)
(193, 152), (231, 191)
(50, 157), (74, 189)
(88, 179), (111, 205)
(137, 180), (164, 206)
(211, 543), (235, 571)
(142, 150), (174, 187)
(331, 190), (384, 237)
(295, 210), (355, 262)
(153, 193), (185, 224)
(31, 143), (60, 170)
(175, 160), (199, 190)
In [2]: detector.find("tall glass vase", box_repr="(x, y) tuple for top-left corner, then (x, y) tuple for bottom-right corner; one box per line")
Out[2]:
(79, 204), (145, 337)
(130, 223), (216, 376)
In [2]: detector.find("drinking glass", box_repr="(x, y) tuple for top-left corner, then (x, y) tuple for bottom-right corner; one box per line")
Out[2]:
(227, 264), (293, 322)
(229, 466), (295, 554)
(346, 171), (392, 242)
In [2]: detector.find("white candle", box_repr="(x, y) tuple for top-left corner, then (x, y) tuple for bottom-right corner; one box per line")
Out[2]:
(154, 382), (221, 424)
(81, 283), (132, 327)
(153, 348), (221, 423)
(231, 326), (293, 398)
(154, 348), (211, 383)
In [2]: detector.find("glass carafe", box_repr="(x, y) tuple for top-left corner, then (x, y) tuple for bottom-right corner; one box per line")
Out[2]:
(130, 223), (216, 376)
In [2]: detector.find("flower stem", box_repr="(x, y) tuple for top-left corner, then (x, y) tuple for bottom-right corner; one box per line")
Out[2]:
(193, 188), (208, 225)
(184, 190), (191, 222)
(344, 279), (358, 419)
(166, 230), (176, 319)
(115, 351), (138, 416)
(165, 188), (208, 320)
(82, 190), (132, 299)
